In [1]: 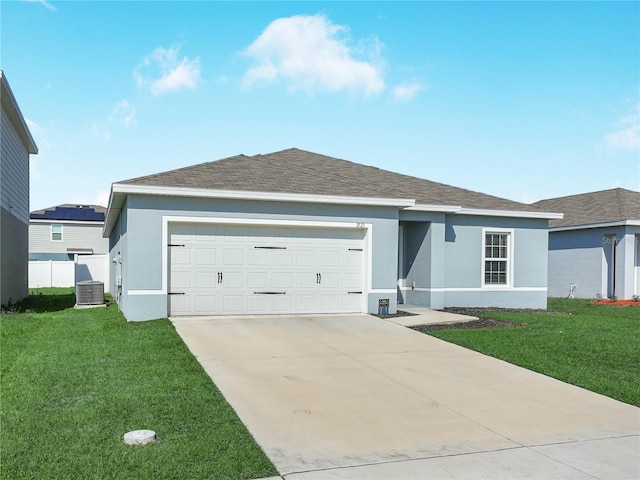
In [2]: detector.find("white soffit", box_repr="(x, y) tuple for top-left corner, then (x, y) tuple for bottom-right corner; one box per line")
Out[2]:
(110, 184), (416, 207)
(550, 219), (640, 232)
(103, 183), (414, 237)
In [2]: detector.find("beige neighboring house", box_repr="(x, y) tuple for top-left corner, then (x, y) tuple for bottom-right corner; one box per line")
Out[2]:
(29, 204), (108, 261)
(1, 71), (38, 307)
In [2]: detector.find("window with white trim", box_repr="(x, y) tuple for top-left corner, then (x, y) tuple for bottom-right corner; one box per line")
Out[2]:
(483, 231), (511, 286)
(51, 224), (63, 242)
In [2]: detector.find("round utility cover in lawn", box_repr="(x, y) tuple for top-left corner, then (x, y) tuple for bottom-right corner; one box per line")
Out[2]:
(124, 429), (156, 445)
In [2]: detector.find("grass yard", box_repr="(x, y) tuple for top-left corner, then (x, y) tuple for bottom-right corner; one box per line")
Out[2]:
(414, 298), (640, 407)
(0, 289), (277, 480)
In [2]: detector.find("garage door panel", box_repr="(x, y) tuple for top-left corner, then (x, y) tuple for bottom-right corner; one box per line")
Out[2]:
(296, 249), (316, 266)
(344, 251), (362, 267)
(195, 248), (218, 265)
(270, 250), (293, 266)
(169, 295), (191, 315)
(171, 248), (191, 265)
(247, 295), (268, 312)
(273, 295), (293, 311)
(169, 224), (365, 316)
(270, 272), (293, 288)
(320, 272), (340, 288)
(342, 272), (363, 289)
(195, 272), (216, 288)
(194, 295), (216, 313)
(223, 249), (244, 265)
(222, 272), (244, 288)
(223, 295), (244, 312)
(296, 271), (317, 288)
(247, 272), (268, 288)
(248, 249), (267, 266)
(321, 250), (341, 267)
(170, 271), (191, 289)
(341, 293), (363, 310)
(295, 294), (315, 311)
(320, 294), (340, 310)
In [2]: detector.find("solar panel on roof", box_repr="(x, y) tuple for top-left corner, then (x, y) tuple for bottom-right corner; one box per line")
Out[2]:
(30, 206), (105, 221)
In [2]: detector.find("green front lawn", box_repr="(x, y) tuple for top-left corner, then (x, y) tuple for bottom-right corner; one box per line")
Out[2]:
(0, 289), (277, 480)
(415, 298), (640, 407)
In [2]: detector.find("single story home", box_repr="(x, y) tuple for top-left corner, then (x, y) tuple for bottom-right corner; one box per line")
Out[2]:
(533, 188), (640, 300)
(29, 204), (108, 261)
(1, 71), (38, 307)
(104, 148), (562, 321)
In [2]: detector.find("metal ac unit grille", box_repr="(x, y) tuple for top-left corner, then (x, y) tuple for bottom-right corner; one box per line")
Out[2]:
(76, 281), (104, 305)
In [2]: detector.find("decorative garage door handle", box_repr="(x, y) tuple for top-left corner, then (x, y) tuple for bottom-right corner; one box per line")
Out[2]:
(253, 292), (287, 295)
(218, 272), (222, 284)
(254, 246), (287, 249)
(316, 273), (322, 284)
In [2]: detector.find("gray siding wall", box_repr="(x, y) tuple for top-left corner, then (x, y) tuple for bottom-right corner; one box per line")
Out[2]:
(1, 206), (28, 305)
(117, 195), (399, 321)
(548, 226), (640, 299)
(1, 111), (29, 224)
(1, 97), (30, 306)
(29, 222), (109, 255)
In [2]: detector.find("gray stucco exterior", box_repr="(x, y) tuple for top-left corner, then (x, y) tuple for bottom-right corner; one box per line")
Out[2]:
(398, 212), (549, 310)
(547, 225), (640, 299)
(110, 195), (402, 321)
(107, 194), (553, 321)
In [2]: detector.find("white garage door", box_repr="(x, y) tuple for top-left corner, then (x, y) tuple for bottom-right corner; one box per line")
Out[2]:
(168, 223), (365, 316)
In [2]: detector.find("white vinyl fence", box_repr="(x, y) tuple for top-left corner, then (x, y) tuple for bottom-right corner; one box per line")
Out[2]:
(29, 254), (110, 292)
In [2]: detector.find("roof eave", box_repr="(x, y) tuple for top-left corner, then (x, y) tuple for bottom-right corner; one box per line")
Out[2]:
(0, 72), (38, 154)
(103, 184), (417, 237)
(457, 207), (564, 220)
(550, 219), (640, 232)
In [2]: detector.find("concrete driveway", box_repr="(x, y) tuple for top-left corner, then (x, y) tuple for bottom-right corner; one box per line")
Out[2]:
(172, 314), (640, 479)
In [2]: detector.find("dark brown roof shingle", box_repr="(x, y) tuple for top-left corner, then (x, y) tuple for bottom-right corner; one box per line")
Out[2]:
(532, 188), (640, 228)
(119, 148), (545, 212)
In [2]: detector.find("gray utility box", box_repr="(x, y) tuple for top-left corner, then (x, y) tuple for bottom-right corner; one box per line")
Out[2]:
(76, 281), (105, 305)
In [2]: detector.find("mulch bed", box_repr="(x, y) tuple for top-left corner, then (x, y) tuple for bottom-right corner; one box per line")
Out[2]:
(592, 300), (640, 306)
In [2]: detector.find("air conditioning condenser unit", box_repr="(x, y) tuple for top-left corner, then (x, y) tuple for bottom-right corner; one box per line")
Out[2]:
(76, 281), (105, 306)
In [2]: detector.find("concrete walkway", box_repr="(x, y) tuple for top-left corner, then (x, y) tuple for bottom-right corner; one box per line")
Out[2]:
(171, 314), (640, 479)
(385, 305), (478, 327)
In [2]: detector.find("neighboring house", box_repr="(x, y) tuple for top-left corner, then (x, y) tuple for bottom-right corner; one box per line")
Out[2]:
(104, 148), (562, 321)
(29, 204), (109, 260)
(533, 188), (640, 300)
(1, 71), (38, 307)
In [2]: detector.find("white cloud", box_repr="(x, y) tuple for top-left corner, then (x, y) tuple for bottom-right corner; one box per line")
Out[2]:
(392, 82), (423, 102)
(92, 122), (111, 143)
(242, 14), (385, 96)
(22, 0), (56, 12)
(134, 44), (202, 95)
(109, 99), (137, 128)
(603, 101), (639, 150)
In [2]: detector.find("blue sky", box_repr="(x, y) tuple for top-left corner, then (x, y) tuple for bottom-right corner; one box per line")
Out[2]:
(3, 1), (638, 211)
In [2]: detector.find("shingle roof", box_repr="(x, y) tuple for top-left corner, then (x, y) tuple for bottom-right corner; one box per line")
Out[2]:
(30, 204), (106, 222)
(119, 148), (543, 212)
(532, 188), (640, 228)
